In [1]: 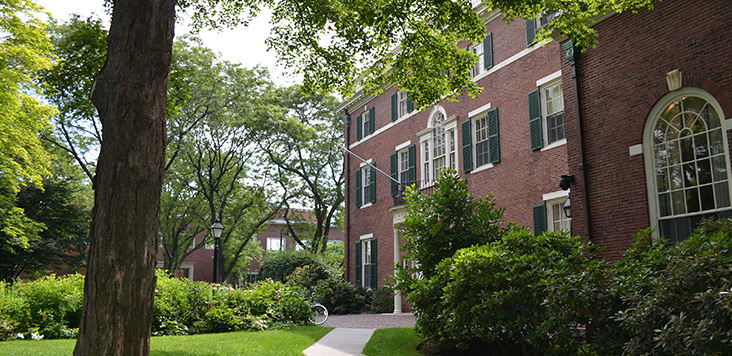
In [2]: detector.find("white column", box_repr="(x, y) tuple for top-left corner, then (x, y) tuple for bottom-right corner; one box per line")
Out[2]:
(393, 227), (403, 314)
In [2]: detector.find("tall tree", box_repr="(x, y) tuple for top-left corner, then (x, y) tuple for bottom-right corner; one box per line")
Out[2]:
(41, 15), (107, 180)
(258, 85), (344, 254)
(73, 0), (661, 354)
(0, 0), (55, 191)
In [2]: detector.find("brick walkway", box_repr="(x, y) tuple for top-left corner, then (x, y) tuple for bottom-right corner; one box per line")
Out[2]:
(320, 313), (416, 329)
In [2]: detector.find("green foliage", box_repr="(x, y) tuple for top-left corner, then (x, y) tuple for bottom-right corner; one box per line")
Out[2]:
(286, 265), (331, 290)
(369, 286), (394, 314)
(258, 250), (323, 282)
(0, 0), (56, 191)
(397, 169), (509, 284)
(610, 223), (732, 356)
(152, 269), (213, 334)
(0, 274), (84, 340)
(412, 229), (603, 355)
(315, 277), (369, 315)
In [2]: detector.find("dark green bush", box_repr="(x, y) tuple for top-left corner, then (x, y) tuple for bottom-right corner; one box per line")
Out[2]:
(412, 228), (604, 355)
(315, 278), (369, 315)
(258, 251), (322, 282)
(612, 225), (732, 355)
(286, 264), (331, 290)
(369, 286), (393, 314)
(153, 269), (213, 335)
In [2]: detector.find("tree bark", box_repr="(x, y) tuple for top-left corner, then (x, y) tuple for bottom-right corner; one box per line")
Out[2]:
(74, 0), (174, 355)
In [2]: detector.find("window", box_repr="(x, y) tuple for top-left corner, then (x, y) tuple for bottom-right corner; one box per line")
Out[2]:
(644, 88), (732, 243)
(470, 32), (493, 78)
(390, 145), (416, 199)
(463, 107), (500, 172)
(421, 111), (457, 182)
(529, 79), (565, 150)
(548, 199), (571, 232)
(267, 237), (285, 251)
(526, 13), (557, 46)
(356, 163), (376, 208)
(355, 238), (377, 289)
(391, 90), (414, 121)
(356, 107), (375, 140)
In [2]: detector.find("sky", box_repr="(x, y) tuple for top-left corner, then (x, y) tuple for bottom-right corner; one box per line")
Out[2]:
(36, 0), (296, 86)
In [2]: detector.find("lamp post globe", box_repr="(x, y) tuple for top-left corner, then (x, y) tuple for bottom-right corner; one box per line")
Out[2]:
(211, 219), (224, 283)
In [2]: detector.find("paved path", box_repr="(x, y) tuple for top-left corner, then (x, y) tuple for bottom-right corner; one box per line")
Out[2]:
(303, 313), (415, 356)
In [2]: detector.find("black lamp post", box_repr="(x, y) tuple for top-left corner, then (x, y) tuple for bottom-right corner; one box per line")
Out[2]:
(563, 194), (572, 218)
(211, 219), (224, 283)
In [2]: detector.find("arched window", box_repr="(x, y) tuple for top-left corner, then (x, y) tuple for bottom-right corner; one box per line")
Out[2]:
(644, 88), (732, 242)
(421, 109), (457, 182)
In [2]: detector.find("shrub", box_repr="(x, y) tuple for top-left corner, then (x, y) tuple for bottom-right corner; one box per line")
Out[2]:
(258, 251), (322, 282)
(1, 274), (84, 339)
(286, 264), (331, 290)
(153, 270), (213, 335)
(315, 278), (369, 315)
(412, 228), (605, 355)
(369, 286), (393, 314)
(612, 225), (732, 355)
(240, 279), (310, 328)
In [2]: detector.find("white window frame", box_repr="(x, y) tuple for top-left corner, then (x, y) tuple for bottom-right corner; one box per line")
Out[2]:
(266, 237), (285, 251)
(543, 190), (571, 233)
(361, 111), (370, 138)
(398, 90), (409, 118)
(535, 71), (566, 151)
(470, 41), (485, 78)
(359, 160), (373, 208)
(418, 107), (458, 184)
(643, 87), (732, 238)
(362, 238), (373, 289)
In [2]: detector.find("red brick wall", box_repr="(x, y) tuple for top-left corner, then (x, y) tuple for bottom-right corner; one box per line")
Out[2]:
(345, 16), (566, 288)
(563, 0), (732, 261)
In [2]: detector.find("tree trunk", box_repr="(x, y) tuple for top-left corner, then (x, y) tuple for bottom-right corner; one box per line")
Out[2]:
(74, 1), (174, 355)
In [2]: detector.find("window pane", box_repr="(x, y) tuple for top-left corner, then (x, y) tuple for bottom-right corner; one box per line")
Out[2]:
(700, 185), (715, 211)
(709, 129), (724, 155)
(712, 155), (728, 182)
(694, 133), (709, 158)
(656, 168), (669, 192)
(686, 188), (700, 213)
(683, 163), (697, 187)
(672, 190), (686, 215)
(681, 135), (694, 162)
(697, 159), (712, 185)
(670, 165), (683, 190)
(659, 193), (671, 217)
(715, 182), (731, 208)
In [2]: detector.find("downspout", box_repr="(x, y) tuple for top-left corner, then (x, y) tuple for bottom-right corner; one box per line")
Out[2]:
(343, 109), (351, 282)
(563, 40), (592, 241)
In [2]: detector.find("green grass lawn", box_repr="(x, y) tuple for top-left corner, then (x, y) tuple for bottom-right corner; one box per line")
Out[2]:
(0, 325), (333, 356)
(362, 327), (423, 356)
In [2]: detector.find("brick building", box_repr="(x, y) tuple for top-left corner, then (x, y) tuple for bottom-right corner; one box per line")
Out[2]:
(339, 6), (570, 312)
(156, 211), (344, 283)
(560, 0), (732, 261)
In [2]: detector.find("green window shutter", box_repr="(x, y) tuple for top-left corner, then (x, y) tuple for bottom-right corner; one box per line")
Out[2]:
(369, 164), (376, 204)
(461, 119), (473, 173)
(355, 242), (362, 286)
(528, 88), (543, 150)
(390, 152), (398, 196)
(408, 145), (416, 185)
(487, 108), (500, 164)
(391, 93), (398, 122)
(407, 93), (414, 113)
(368, 107), (375, 135)
(484, 32), (493, 70)
(370, 239), (378, 288)
(357, 114), (362, 140)
(526, 18), (537, 46)
(533, 203), (547, 236)
(355, 169), (362, 208)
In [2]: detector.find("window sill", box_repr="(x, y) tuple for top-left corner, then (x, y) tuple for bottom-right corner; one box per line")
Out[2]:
(359, 202), (373, 209)
(540, 138), (567, 152)
(470, 163), (495, 174)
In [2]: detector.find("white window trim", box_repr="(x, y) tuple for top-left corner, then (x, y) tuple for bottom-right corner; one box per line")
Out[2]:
(266, 237), (286, 251)
(539, 78), (566, 148)
(418, 107), (458, 184)
(470, 106), (495, 172)
(360, 233), (374, 240)
(358, 160), (374, 209)
(395, 140), (412, 152)
(543, 190), (571, 233)
(642, 87), (732, 235)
